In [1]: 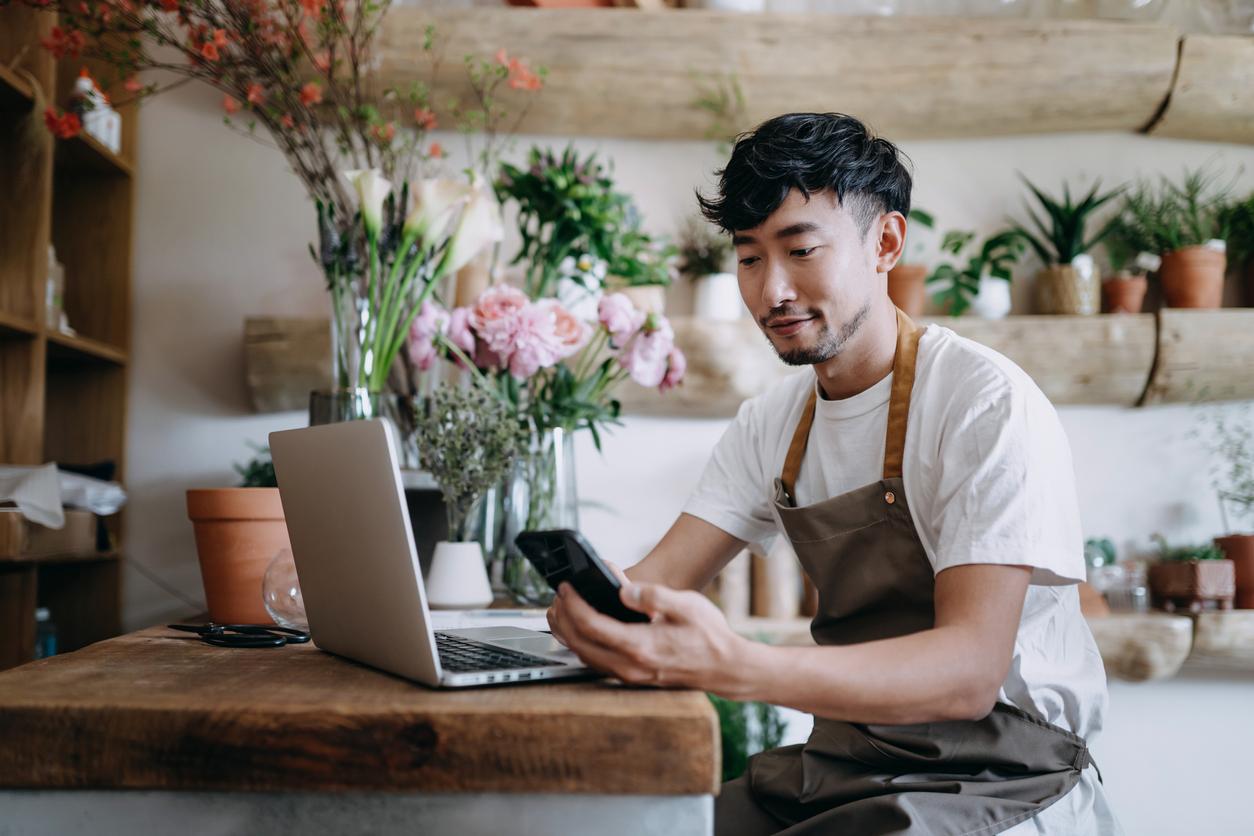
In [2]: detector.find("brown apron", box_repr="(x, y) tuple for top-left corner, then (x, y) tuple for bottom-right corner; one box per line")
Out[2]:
(716, 310), (1093, 836)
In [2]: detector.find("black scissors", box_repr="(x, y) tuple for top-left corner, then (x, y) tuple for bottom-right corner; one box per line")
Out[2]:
(167, 623), (311, 648)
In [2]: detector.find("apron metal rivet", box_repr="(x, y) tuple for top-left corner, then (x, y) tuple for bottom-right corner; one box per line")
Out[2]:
(885, 491), (896, 504)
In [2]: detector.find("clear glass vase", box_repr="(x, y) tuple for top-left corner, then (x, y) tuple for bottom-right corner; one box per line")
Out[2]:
(308, 389), (421, 470)
(499, 427), (579, 606)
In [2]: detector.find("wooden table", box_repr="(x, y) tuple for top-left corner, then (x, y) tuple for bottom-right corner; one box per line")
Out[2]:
(0, 627), (720, 836)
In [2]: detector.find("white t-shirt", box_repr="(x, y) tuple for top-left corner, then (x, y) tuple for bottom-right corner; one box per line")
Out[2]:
(684, 323), (1120, 835)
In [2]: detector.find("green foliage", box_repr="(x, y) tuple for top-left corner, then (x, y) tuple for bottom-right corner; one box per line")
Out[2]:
(708, 694), (788, 783)
(925, 229), (1026, 316)
(1084, 537), (1117, 569)
(1117, 167), (1233, 255)
(1198, 406), (1254, 532)
(1220, 191), (1254, 266)
(901, 208), (936, 262)
(235, 443), (277, 489)
(496, 145), (672, 297)
(1012, 176), (1123, 265)
(415, 384), (527, 540)
(690, 70), (746, 156)
(1152, 534), (1225, 562)
(677, 214), (733, 279)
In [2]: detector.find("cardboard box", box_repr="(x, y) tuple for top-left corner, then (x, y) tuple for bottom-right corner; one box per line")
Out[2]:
(0, 508), (99, 559)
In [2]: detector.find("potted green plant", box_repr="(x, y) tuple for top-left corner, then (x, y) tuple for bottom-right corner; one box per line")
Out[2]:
(1012, 176), (1123, 316)
(1220, 191), (1254, 306)
(1118, 168), (1231, 309)
(1147, 535), (1235, 613)
(887, 208), (936, 317)
(1202, 408), (1254, 609)
(1099, 215), (1150, 314)
(608, 223), (678, 315)
(708, 694), (788, 782)
(678, 214), (739, 321)
(187, 444), (288, 625)
(926, 229), (1026, 318)
(415, 383), (526, 609)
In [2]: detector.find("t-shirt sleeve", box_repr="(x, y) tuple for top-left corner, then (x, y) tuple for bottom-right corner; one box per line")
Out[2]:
(927, 385), (1086, 586)
(682, 397), (779, 546)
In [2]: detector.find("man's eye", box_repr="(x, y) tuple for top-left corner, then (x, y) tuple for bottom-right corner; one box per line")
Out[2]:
(739, 256), (759, 267)
(792, 247), (816, 258)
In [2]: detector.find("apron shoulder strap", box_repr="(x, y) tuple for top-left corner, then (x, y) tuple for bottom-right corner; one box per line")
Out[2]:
(778, 308), (924, 499)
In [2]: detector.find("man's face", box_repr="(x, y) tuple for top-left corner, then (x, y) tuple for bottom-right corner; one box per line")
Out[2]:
(732, 188), (897, 366)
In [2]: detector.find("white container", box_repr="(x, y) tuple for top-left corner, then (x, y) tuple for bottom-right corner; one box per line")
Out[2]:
(968, 276), (1012, 319)
(695, 0), (766, 11)
(426, 541), (493, 609)
(692, 272), (743, 321)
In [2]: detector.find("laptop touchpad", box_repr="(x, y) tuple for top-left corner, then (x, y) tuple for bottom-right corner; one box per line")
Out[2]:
(489, 635), (570, 657)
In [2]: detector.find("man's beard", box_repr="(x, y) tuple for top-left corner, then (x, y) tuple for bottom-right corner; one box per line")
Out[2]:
(765, 301), (871, 366)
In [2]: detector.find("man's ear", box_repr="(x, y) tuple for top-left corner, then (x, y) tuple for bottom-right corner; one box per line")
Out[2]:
(874, 211), (907, 274)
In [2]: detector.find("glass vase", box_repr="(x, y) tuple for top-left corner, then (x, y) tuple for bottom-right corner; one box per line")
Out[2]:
(308, 389), (421, 471)
(500, 427), (579, 606)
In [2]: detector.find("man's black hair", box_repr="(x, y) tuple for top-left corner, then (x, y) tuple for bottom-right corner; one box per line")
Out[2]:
(697, 113), (913, 237)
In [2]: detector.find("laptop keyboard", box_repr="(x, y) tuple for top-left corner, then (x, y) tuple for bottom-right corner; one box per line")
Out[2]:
(435, 632), (566, 673)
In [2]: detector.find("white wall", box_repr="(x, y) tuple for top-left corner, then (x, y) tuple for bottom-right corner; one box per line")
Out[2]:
(128, 79), (1254, 834)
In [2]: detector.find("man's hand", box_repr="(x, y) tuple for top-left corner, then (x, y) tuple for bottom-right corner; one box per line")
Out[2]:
(548, 574), (749, 695)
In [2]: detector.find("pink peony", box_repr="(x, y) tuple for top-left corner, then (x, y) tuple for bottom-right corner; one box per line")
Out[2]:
(507, 302), (567, 380)
(472, 284), (530, 359)
(544, 299), (591, 359)
(658, 346), (686, 393)
(446, 306), (477, 356)
(407, 300), (449, 371)
(619, 315), (675, 389)
(598, 292), (645, 348)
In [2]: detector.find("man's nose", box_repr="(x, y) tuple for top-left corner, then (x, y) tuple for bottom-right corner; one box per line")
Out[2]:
(761, 260), (797, 311)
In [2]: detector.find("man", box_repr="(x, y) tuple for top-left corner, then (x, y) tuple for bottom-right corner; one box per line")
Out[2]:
(547, 113), (1119, 835)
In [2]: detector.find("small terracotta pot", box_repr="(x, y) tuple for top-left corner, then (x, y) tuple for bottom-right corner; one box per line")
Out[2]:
(1035, 264), (1100, 315)
(887, 263), (928, 318)
(1158, 246), (1226, 308)
(187, 488), (290, 624)
(1216, 534), (1254, 609)
(1148, 559), (1235, 613)
(1102, 273), (1147, 314)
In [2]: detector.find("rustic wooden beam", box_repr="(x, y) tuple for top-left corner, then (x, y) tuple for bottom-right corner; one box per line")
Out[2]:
(1141, 309), (1254, 405)
(375, 9), (1180, 141)
(243, 317), (331, 414)
(1150, 35), (1254, 145)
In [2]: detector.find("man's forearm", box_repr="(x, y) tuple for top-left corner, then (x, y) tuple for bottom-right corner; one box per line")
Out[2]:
(726, 624), (1006, 725)
(625, 513), (746, 591)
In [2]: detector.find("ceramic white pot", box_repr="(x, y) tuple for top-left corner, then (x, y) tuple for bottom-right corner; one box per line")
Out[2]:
(692, 272), (743, 321)
(696, 0), (765, 11)
(968, 276), (1012, 319)
(426, 541), (493, 609)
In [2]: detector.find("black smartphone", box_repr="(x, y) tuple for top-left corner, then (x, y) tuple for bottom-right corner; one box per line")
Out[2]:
(514, 529), (649, 623)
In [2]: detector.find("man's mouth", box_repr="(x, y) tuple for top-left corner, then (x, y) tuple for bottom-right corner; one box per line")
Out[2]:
(765, 315), (817, 337)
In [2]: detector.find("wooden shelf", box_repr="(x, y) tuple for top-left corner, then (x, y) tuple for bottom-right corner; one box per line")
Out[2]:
(0, 550), (117, 567)
(374, 9), (1253, 145)
(55, 131), (133, 177)
(0, 63), (34, 113)
(45, 329), (128, 366)
(0, 310), (38, 339)
(1141, 309), (1254, 404)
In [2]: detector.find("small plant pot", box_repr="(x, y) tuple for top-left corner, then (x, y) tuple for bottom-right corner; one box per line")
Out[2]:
(1148, 559), (1235, 613)
(692, 272), (743, 321)
(1158, 246), (1226, 308)
(1101, 273), (1148, 314)
(426, 541), (493, 609)
(187, 488), (291, 624)
(1035, 264), (1100, 315)
(1215, 534), (1254, 609)
(968, 276), (1012, 319)
(887, 263), (929, 318)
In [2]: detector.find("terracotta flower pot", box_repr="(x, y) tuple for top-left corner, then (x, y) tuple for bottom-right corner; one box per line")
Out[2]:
(887, 263), (928, 318)
(1101, 273), (1147, 314)
(187, 488), (291, 624)
(1158, 246), (1226, 308)
(1148, 559), (1235, 613)
(1034, 264), (1100, 315)
(1215, 534), (1254, 609)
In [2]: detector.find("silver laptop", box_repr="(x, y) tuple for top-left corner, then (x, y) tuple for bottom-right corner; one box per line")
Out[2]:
(269, 418), (592, 688)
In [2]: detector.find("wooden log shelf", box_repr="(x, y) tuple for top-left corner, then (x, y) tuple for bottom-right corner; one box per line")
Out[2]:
(244, 309), (1254, 417)
(373, 9), (1254, 145)
(0, 627), (720, 794)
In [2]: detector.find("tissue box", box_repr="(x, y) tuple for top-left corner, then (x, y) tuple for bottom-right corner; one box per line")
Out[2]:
(0, 508), (98, 559)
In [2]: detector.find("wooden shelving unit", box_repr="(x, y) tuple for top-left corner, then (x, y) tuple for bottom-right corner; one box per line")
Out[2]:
(0, 6), (134, 670)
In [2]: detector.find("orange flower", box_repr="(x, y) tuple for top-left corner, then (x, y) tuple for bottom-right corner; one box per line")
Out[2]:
(281, 113), (295, 129)
(299, 81), (322, 106)
(212, 29), (228, 48)
(299, 0), (323, 18)
(413, 107), (437, 131)
(222, 94), (240, 115)
(43, 107), (81, 139)
(124, 75), (142, 93)
(159, 0), (178, 10)
(200, 41), (219, 61)
(313, 51), (331, 73)
(39, 26), (86, 59)
(494, 48), (509, 67)
(507, 57), (542, 92)
(246, 83), (265, 105)
(428, 142), (443, 159)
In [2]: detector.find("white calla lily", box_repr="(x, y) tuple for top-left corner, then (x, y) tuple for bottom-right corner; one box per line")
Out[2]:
(404, 178), (473, 247)
(343, 169), (391, 237)
(437, 184), (505, 279)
